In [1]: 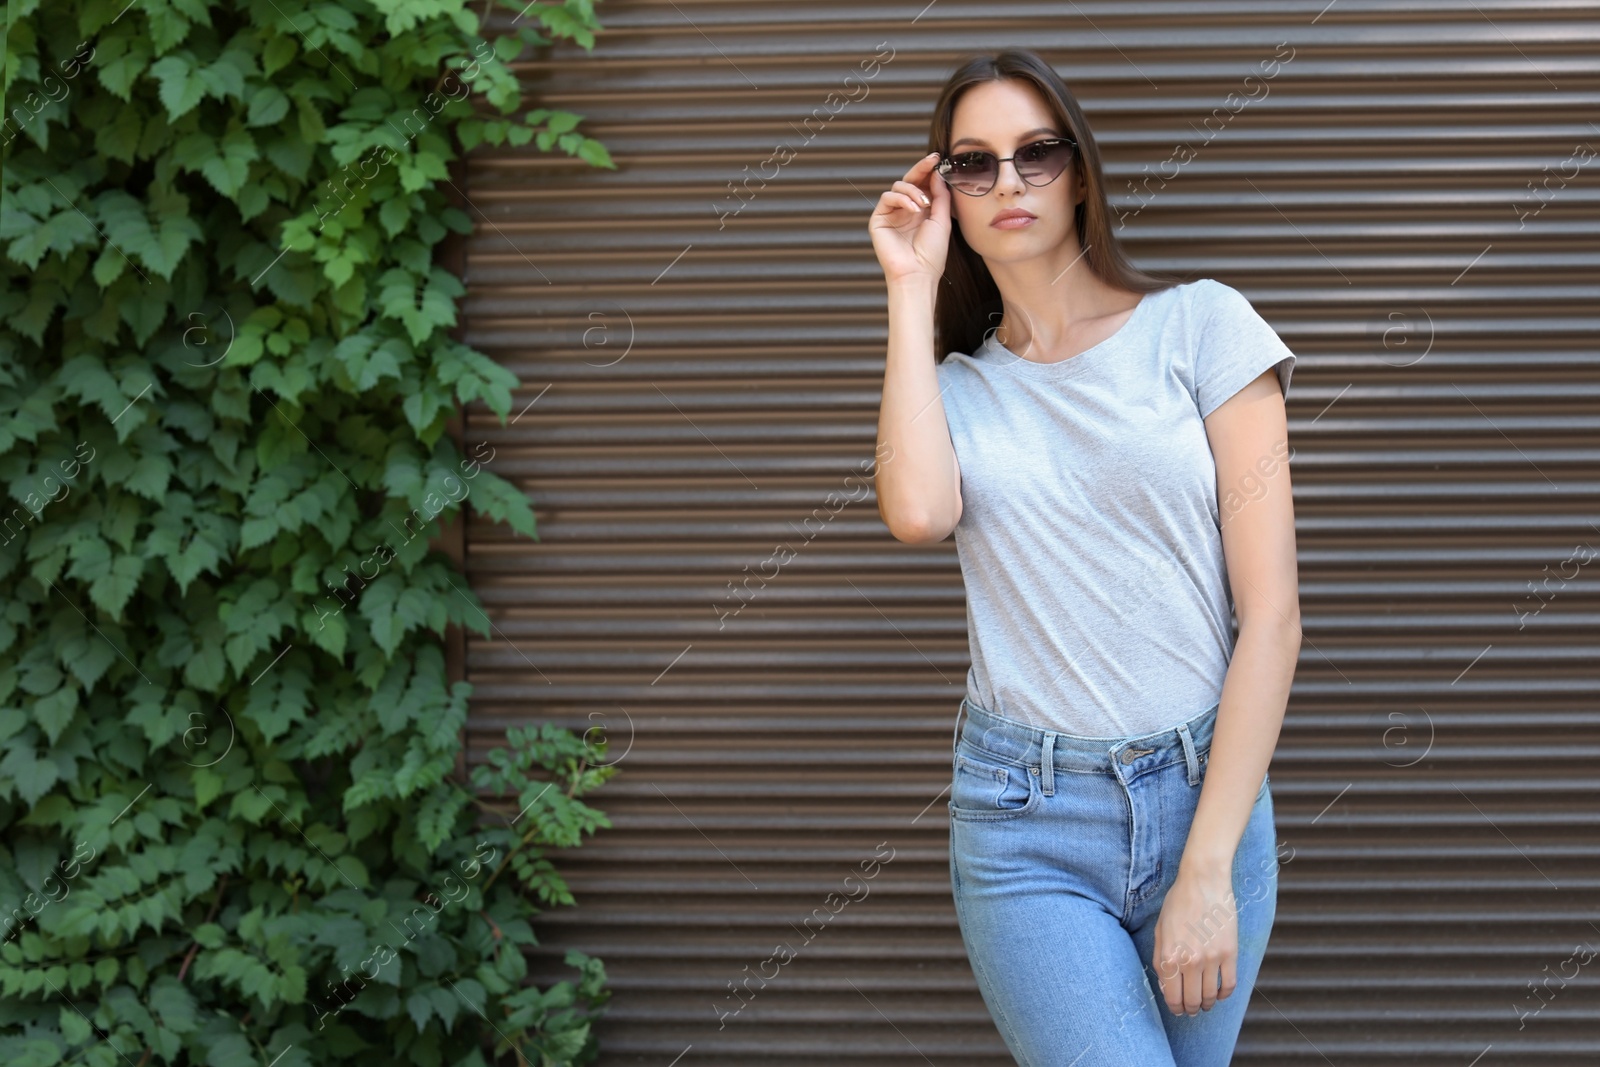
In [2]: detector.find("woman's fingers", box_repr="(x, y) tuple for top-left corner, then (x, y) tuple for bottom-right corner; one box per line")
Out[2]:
(1177, 950), (1204, 1015)
(1167, 949), (1237, 1016)
(891, 192), (924, 216)
(1197, 960), (1220, 1013)
(1156, 938), (1211, 1016)
(1153, 933), (1178, 1010)
(900, 149), (941, 185)
(891, 179), (931, 209)
(1217, 954), (1238, 1002)
(921, 156), (951, 222)
(1159, 941), (1195, 1015)
(902, 154), (944, 203)
(872, 190), (925, 224)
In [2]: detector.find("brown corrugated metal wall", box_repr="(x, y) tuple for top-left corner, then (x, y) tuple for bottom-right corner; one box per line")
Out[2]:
(452, 3), (1600, 1063)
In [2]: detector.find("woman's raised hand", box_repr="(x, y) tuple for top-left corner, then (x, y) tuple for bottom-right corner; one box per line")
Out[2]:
(868, 151), (952, 287)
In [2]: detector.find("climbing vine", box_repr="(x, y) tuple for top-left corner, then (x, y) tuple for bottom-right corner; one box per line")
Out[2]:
(0, 1), (617, 1064)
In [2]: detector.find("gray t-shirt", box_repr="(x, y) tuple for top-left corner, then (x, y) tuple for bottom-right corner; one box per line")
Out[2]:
(935, 277), (1296, 739)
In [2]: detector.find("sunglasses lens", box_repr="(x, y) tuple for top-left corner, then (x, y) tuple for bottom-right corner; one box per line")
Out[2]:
(943, 152), (998, 195)
(1016, 140), (1073, 185)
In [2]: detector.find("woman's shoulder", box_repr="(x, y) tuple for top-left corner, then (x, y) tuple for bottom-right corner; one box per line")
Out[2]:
(1142, 277), (1262, 340)
(937, 348), (987, 377)
(1179, 277), (1256, 316)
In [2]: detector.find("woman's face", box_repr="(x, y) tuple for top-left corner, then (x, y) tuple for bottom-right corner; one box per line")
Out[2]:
(943, 79), (1082, 266)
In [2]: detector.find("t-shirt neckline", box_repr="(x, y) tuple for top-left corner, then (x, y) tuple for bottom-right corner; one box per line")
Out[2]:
(979, 290), (1153, 380)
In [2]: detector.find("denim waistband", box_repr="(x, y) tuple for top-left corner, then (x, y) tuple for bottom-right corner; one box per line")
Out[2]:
(952, 695), (1221, 794)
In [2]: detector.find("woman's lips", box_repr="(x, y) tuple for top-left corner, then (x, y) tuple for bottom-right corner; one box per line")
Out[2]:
(992, 214), (1037, 230)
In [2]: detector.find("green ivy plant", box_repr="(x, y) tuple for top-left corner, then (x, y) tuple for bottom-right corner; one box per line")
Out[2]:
(0, 1), (618, 1064)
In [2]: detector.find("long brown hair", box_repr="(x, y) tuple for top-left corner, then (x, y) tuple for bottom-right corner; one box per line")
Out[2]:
(928, 49), (1181, 361)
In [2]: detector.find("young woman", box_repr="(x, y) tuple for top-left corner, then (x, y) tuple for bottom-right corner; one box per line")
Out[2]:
(869, 49), (1300, 1067)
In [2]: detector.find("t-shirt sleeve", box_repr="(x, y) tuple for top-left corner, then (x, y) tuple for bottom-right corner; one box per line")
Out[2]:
(1191, 280), (1297, 419)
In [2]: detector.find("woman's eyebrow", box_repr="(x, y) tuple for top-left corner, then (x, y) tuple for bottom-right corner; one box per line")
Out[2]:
(950, 127), (1060, 150)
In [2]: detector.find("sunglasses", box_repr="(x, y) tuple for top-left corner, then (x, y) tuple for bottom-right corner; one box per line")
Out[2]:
(936, 137), (1078, 197)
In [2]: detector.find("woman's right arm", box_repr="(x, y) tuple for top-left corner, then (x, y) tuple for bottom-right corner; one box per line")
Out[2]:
(869, 151), (963, 544)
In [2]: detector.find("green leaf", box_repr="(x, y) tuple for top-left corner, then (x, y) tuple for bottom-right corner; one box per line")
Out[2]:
(247, 87), (291, 127)
(133, 687), (201, 751)
(193, 766), (224, 808)
(221, 578), (293, 674)
(242, 665), (311, 743)
(185, 629), (227, 691)
(198, 48), (253, 103)
(94, 956), (119, 985)
(97, 37), (153, 100)
(367, 0), (455, 35)
(577, 137), (615, 169)
(314, 915), (368, 972)
(32, 684), (78, 745)
(96, 189), (203, 280)
(206, 1033), (254, 1067)
(493, 34), (524, 62)
(401, 387), (450, 439)
(228, 788), (273, 824)
(60, 1004), (94, 1044)
(96, 103), (145, 165)
(149, 53), (206, 119)
(126, 450), (174, 500)
(92, 246), (129, 288)
(206, 128), (260, 197)
(304, 605), (348, 658)
(55, 353), (126, 421)
(147, 3), (194, 53)
(406, 989), (433, 1030)
(376, 267), (460, 345)
(358, 574), (407, 655)
(0, 743), (58, 804)
(149, 975), (199, 1033)
(5, 211), (69, 275)
(262, 36), (298, 77)
(378, 194), (411, 237)
(545, 110), (581, 135)
(428, 984), (461, 1029)
(92, 553), (145, 617)
(0, 708), (28, 745)
(60, 623), (120, 690)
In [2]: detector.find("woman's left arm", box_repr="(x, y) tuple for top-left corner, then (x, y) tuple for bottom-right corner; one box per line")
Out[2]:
(1154, 366), (1301, 1016)
(1189, 366), (1301, 870)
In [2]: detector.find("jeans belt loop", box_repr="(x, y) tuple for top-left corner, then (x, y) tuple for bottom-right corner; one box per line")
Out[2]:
(1177, 722), (1200, 786)
(1040, 731), (1058, 796)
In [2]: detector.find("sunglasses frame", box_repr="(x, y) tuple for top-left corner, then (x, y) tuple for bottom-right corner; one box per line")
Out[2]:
(936, 136), (1079, 197)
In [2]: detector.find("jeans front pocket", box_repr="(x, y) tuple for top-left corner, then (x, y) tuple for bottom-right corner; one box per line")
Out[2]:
(949, 746), (1039, 821)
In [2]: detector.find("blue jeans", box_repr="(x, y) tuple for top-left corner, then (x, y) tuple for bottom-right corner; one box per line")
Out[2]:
(948, 696), (1279, 1067)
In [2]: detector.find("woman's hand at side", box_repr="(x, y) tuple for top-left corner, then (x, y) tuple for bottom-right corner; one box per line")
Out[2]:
(868, 151), (952, 287)
(1153, 866), (1239, 1017)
